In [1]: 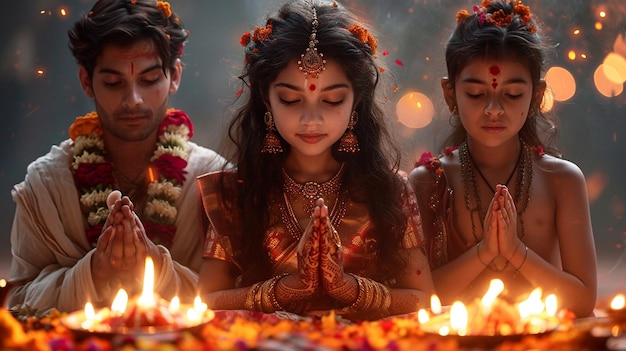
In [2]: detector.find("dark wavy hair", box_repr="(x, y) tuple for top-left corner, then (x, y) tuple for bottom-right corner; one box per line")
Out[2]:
(442, 0), (560, 156)
(68, 0), (187, 78)
(225, 0), (407, 285)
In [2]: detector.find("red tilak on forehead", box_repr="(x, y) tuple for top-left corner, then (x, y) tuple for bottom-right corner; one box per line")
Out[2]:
(490, 65), (500, 89)
(309, 84), (316, 91)
(130, 62), (134, 75)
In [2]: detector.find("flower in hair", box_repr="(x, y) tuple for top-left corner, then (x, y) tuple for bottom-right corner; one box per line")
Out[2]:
(239, 32), (252, 47)
(467, 0), (536, 34)
(252, 23), (273, 42)
(348, 24), (378, 54)
(157, 1), (172, 18)
(456, 10), (470, 23)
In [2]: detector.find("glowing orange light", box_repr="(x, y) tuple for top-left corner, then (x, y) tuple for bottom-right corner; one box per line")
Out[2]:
(36, 69), (44, 76)
(395, 91), (434, 129)
(599, 11), (606, 18)
(595, 22), (603, 31)
(148, 167), (155, 182)
(603, 52), (626, 84)
(568, 50), (576, 61)
(581, 53), (588, 59)
(594, 64), (624, 97)
(60, 8), (67, 16)
(545, 66), (576, 102)
(611, 294), (625, 310)
(573, 29), (580, 35)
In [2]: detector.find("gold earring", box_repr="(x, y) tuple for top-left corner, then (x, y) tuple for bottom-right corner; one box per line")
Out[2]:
(452, 105), (458, 115)
(261, 111), (283, 154)
(338, 111), (360, 153)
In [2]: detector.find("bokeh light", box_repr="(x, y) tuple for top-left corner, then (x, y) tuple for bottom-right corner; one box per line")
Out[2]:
(545, 66), (576, 102)
(594, 64), (624, 97)
(602, 53), (626, 84)
(395, 92), (434, 129)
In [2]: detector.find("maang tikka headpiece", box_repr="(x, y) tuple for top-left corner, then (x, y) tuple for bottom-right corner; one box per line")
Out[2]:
(298, 3), (326, 78)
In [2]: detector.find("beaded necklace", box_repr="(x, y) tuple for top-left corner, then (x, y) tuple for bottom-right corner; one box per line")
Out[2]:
(282, 163), (345, 214)
(280, 164), (348, 241)
(459, 140), (533, 267)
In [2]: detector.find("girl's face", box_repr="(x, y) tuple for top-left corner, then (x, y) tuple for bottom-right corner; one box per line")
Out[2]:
(446, 59), (536, 148)
(267, 58), (355, 160)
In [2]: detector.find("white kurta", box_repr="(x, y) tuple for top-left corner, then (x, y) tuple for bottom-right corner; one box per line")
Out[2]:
(8, 139), (226, 314)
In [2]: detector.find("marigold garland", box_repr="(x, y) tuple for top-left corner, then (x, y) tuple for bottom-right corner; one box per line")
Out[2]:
(70, 109), (193, 248)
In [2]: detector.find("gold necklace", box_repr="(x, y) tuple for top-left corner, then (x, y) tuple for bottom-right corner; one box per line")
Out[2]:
(279, 188), (348, 242)
(459, 140), (533, 271)
(282, 163), (345, 214)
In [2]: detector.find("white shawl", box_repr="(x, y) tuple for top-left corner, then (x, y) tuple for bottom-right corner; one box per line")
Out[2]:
(9, 139), (226, 314)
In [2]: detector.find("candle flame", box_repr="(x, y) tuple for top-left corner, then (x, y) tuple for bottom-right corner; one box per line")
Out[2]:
(611, 293), (625, 310)
(194, 296), (208, 313)
(430, 294), (442, 314)
(111, 289), (128, 315)
(84, 302), (95, 320)
(518, 288), (544, 318)
(481, 278), (504, 307)
(138, 256), (156, 307)
(545, 294), (558, 316)
(169, 296), (180, 314)
(450, 301), (468, 335)
(417, 308), (429, 323)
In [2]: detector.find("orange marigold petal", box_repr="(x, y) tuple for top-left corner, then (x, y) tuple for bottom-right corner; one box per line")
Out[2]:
(456, 10), (470, 23)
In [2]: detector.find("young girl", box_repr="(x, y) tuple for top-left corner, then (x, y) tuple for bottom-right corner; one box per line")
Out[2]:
(197, 0), (434, 320)
(409, 0), (596, 317)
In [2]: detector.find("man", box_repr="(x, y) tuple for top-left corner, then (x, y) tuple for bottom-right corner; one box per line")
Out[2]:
(8, 0), (226, 314)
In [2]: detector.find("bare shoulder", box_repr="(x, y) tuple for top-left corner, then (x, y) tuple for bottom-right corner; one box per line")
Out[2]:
(535, 154), (586, 184)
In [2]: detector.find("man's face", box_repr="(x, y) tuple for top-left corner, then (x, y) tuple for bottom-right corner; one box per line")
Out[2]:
(81, 38), (181, 143)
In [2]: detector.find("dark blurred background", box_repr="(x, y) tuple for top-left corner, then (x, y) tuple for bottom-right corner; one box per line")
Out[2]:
(1, 0), (624, 307)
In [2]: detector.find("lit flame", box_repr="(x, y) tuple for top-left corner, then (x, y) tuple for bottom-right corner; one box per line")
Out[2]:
(449, 301), (468, 336)
(545, 294), (558, 316)
(138, 257), (156, 308)
(611, 294), (625, 310)
(518, 288), (545, 319)
(111, 289), (128, 315)
(481, 278), (504, 308)
(169, 296), (180, 314)
(417, 309), (429, 323)
(430, 294), (442, 314)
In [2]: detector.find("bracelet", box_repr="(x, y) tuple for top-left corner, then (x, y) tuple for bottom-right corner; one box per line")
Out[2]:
(245, 282), (262, 311)
(507, 241), (523, 263)
(476, 242), (489, 266)
(514, 245), (528, 275)
(269, 273), (289, 312)
(348, 273), (366, 310)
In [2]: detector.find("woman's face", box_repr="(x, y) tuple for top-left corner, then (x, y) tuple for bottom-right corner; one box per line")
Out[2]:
(451, 58), (535, 148)
(267, 58), (355, 160)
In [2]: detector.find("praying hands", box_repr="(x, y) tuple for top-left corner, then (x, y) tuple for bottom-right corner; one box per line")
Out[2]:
(478, 185), (526, 271)
(272, 198), (360, 311)
(90, 190), (162, 294)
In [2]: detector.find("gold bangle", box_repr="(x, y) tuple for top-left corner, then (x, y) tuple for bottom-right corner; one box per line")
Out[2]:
(476, 242), (489, 266)
(514, 245), (528, 275)
(348, 273), (366, 310)
(269, 273), (289, 312)
(245, 282), (262, 311)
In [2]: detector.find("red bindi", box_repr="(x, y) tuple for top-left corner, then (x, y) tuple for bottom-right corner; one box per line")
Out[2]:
(489, 65), (500, 89)
(415, 269), (422, 276)
(309, 84), (316, 91)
